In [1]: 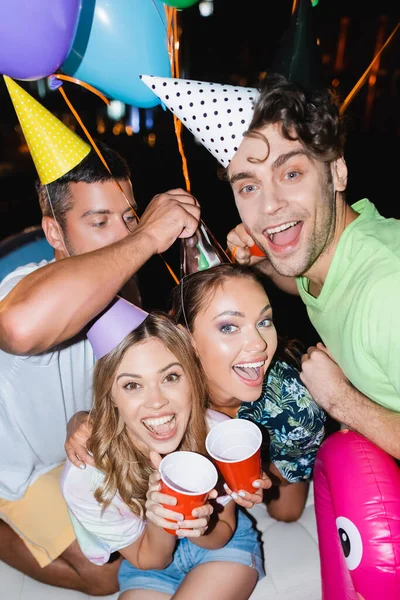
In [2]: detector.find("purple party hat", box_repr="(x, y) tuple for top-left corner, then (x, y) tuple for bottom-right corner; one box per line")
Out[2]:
(87, 297), (149, 359)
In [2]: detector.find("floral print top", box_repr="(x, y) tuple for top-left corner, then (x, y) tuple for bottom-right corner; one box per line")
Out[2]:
(237, 360), (326, 483)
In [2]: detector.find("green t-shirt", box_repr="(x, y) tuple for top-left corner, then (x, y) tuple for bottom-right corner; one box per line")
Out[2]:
(297, 199), (400, 412)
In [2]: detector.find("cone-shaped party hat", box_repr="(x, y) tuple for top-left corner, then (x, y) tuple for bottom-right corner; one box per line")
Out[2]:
(4, 76), (91, 184)
(270, 0), (324, 92)
(140, 75), (257, 167)
(87, 297), (149, 360)
(180, 222), (229, 279)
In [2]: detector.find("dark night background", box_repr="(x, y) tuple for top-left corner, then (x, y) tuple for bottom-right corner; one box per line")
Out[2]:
(0, 0), (399, 350)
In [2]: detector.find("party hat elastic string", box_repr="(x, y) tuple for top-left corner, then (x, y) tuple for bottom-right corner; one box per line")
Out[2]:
(45, 186), (71, 257)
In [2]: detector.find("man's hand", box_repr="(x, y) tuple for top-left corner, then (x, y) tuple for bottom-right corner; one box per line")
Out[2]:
(65, 411), (94, 469)
(300, 343), (351, 416)
(136, 189), (201, 255)
(227, 223), (265, 266)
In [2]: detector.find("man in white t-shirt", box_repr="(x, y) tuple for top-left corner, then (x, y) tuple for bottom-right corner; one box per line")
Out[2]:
(0, 142), (201, 594)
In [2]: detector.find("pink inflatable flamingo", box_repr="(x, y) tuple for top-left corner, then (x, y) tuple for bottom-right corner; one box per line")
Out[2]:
(314, 429), (400, 600)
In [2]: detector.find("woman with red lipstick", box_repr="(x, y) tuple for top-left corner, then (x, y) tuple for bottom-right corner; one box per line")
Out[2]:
(62, 311), (264, 600)
(170, 263), (326, 522)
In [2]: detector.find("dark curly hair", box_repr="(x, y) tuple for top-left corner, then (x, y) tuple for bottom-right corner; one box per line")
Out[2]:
(247, 72), (347, 164)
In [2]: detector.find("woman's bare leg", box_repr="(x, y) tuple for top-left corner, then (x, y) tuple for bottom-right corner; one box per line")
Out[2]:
(119, 590), (171, 600)
(172, 562), (258, 600)
(266, 481), (309, 522)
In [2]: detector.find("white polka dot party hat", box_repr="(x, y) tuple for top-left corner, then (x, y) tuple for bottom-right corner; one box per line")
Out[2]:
(4, 76), (91, 184)
(140, 75), (258, 167)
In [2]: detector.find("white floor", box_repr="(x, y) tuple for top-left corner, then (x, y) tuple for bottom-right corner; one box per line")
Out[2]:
(0, 484), (321, 600)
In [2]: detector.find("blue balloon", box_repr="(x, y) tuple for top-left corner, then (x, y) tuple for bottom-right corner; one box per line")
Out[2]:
(61, 0), (171, 108)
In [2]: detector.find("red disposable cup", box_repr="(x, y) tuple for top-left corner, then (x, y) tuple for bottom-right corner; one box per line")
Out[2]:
(159, 451), (218, 535)
(206, 419), (262, 494)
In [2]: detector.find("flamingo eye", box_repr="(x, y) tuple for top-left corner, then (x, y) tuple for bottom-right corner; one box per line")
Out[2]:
(336, 516), (363, 570)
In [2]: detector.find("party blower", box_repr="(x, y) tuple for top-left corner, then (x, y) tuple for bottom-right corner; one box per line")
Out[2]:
(249, 244), (266, 258)
(244, 228), (266, 258)
(206, 419), (262, 494)
(159, 451), (218, 534)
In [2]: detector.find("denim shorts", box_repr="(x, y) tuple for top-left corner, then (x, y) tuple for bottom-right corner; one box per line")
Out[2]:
(118, 508), (264, 595)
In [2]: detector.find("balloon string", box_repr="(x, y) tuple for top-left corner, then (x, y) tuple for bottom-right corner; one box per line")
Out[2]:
(54, 78), (180, 285)
(57, 85), (139, 220)
(165, 7), (230, 265)
(340, 21), (400, 114)
(163, 260), (180, 285)
(53, 74), (111, 105)
(166, 6), (191, 193)
(172, 8), (181, 77)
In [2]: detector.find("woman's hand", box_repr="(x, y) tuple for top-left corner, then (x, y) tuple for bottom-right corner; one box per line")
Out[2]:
(65, 411), (94, 469)
(145, 451), (215, 537)
(176, 501), (215, 538)
(223, 471), (272, 509)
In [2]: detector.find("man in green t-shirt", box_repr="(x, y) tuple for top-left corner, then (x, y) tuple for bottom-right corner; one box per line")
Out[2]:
(226, 72), (400, 460)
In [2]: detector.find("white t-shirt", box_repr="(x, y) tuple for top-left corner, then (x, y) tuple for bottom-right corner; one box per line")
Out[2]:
(61, 409), (230, 565)
(0, 261), (95, 500)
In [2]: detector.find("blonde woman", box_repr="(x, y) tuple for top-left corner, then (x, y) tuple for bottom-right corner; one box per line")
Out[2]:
(62, 310), (265, 600)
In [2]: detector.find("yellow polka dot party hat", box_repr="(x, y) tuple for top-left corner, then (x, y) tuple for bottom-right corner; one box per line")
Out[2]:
(4, 76), (91, 184)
